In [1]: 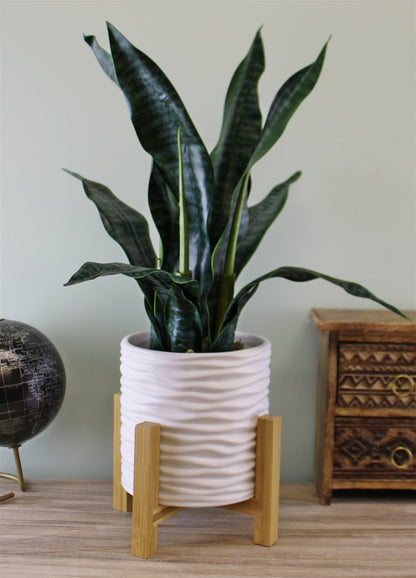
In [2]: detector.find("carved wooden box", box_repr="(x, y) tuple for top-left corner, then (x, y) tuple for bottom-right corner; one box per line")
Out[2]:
(310, 309), (416, 505)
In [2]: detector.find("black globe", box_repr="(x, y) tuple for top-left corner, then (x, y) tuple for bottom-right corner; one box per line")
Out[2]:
(0, 319), (66, 448)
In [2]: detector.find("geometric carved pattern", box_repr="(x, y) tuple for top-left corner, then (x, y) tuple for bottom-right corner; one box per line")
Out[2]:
(333, 417), (416, 479)
(337, 342), (416, 410)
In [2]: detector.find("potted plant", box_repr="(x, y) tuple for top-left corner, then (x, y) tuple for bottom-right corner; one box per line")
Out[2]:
(65, 23), (404, 506)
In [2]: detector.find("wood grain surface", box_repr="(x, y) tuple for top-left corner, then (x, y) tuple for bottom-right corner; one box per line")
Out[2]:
(309, 308), (416, 334)
(0, 480), (415, 577)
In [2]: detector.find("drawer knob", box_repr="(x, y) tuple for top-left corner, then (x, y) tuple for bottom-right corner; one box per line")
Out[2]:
(391, 374), (415, 397)
(390, 446), (413, 469)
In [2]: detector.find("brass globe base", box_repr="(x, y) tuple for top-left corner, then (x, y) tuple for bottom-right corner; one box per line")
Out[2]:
(0, 446), (26, 502)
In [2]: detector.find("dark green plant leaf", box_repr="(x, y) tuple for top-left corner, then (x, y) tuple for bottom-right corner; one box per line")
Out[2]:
(144, 296), (171, 351)
(180, 134), (212, 293)
(144, 297), (165, 350)
(234, 171), (302, 277)
(177, 128), (190, 277)
(214, 39), (328, 272)
(84, 34), (118, 85)
(212, 265), (406, 351)
(107, 22), (214, 292)
(210, 282), (257, 352)
(207, 174), (249, 339)
(165, 284), (203, 352)
(65, 261), (201, 307)
(148, 162), (179, 273)
(208, 29), (265, 248)
(66, 262), (203, 349)
(64, 170), (156, 268)
(209, 40), (329, 331)
(249, 40), (329, 168)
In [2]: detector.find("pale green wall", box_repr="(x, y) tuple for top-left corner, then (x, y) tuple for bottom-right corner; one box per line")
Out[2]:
(1, 0), (415, 482)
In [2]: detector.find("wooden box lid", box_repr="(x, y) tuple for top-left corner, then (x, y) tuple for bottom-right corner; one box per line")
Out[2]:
(309, 308), (416, 335)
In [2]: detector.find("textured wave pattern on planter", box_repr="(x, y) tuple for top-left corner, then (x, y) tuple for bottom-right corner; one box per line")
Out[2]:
(120, 332), (271, 507)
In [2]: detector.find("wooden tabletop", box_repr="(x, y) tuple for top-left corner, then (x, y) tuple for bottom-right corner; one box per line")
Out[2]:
(310, 308), (416, 334)
(0, 479), (415, 577)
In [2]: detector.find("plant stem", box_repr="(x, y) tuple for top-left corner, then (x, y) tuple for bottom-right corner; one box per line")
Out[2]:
(177, 127), (191, 277)
(214, 172), (250, 336)
(223, 172), (250, 276)
(214, 273), (235, 337)
(157, 240), (163, 269)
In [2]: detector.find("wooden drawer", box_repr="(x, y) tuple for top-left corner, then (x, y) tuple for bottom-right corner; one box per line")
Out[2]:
(333, 417), (416, 479)
(337, 342), (416, 410)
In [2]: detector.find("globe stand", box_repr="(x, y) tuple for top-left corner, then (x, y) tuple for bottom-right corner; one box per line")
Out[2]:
(0, 445), (26, 501)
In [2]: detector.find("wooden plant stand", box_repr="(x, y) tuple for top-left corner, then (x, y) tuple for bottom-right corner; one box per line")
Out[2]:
(113, 393), (281, 558)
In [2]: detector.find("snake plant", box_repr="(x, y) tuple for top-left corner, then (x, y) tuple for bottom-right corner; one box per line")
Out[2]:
(65, 23), (404, 352)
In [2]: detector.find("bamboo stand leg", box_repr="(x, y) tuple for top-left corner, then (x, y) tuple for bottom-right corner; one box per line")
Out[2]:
(221, 415), (281, 546)
(113, 393), (132, 512)
(131, 422), (160, 558)
(253, 415), (281, 545)
(131, 422), (183, 558)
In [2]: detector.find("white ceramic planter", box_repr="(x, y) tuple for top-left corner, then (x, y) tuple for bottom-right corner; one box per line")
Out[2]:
(120, 331), (271, 507)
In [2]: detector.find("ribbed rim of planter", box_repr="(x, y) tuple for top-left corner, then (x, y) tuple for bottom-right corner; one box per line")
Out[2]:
(121, 331), (271, 359)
